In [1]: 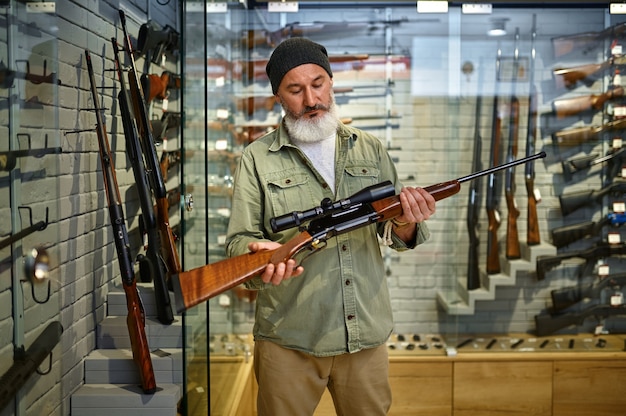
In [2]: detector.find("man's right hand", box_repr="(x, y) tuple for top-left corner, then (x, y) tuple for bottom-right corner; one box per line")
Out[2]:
(248, 241), (304, 285)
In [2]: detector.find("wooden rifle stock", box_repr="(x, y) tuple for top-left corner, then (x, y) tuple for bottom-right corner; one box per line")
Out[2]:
(171, 153), (544, 312)
(553, 86), (624, 118)
(85, 49), (156, 394)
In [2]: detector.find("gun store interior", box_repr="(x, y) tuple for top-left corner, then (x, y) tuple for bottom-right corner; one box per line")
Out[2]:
(5, 0), (626, 415)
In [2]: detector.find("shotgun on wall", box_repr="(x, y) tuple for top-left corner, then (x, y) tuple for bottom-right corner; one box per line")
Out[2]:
(466, 59), (484, 291)
(171, 152), (546, 313)
(85, 49), (156, 394)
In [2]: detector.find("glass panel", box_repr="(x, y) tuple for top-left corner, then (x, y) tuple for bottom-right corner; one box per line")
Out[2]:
(182, 3), (626, 413)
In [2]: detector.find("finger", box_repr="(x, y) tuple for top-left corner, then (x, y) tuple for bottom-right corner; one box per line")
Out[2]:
(261, 263), (275, 284)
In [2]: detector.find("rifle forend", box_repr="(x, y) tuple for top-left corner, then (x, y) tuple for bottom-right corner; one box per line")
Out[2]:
(171, 152), (545, 312)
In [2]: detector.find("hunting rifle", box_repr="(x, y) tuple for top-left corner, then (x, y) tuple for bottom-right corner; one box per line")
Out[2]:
(505, 28), (522, 259)
(85, 49), (156, 393)
(552, 118), (626, 149)
(171, 152), (546, 313)
(550, 272), (626, 312)
(526, 15), (541, 246)
(0, 321), (63, 412)
(466, 60), (484, 291)
(486, 46), (504, 274)
(119, 10), (183, 295)
(553, 55), (626, 90)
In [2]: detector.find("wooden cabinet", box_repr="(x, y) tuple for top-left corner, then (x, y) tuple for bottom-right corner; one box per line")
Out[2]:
(233, 344), (626, 415)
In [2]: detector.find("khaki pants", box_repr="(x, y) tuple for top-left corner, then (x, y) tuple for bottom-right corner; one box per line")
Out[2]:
(254, 340), (391, 416)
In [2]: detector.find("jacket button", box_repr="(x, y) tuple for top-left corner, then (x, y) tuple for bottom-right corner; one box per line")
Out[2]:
(347, 315), (355, 320)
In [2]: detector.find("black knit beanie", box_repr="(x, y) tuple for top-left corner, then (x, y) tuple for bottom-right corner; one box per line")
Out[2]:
(265, 38), (333, 94)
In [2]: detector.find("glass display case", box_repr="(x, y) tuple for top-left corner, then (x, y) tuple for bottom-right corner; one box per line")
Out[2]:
(181, 2), (626, 414)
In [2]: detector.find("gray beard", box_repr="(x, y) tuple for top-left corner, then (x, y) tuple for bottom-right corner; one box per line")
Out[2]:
(282, 99), (340, 144)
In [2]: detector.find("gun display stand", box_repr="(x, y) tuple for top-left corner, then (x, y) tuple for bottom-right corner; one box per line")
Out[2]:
(436, 241), (556, 315)
(70, 285), (183, 415)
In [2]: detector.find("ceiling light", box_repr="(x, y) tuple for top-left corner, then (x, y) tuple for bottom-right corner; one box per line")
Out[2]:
(488, 18), (509, 36)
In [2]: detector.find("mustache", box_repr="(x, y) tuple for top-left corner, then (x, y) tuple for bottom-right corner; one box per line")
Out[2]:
(297, 103), (330, 117)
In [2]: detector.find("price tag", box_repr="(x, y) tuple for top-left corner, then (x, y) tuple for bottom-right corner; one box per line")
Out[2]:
(611, 292), (624, 306)
(613, 44), (623, 56)
(608, 232), (621, 244)
(622, 165), (626, 178)
(216, 108), (230, 119)
(161, 98), (168, 112)
(598, 263), (610, 276)
(614, 137), (624, 148)
(613, 201), (626, 213)
(533, 187), (542, 203)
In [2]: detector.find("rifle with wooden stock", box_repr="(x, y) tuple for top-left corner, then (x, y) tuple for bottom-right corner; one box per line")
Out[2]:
(553, 117), (626, 148)
(171, 152), (545, 313)
(85, 49), (156, 394)
(526, 16), (541, 246)
(486, 47), (504, 274)
(552, 85), (624, 119)
(505, 28), (521, 260)
(553, 55), (626, 90)
(119, 10), (182, 292)
(111, 38), (174, 325)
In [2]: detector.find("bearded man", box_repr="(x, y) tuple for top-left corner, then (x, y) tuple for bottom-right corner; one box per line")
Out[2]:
(225, 37), (436, 416)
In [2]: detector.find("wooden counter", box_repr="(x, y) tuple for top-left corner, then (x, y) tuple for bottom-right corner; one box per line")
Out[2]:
(220, 334), (626, 416)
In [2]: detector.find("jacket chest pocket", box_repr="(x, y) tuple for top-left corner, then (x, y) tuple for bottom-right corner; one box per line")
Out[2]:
(267, 173), (313, 217)
(344, 165), (381, 194)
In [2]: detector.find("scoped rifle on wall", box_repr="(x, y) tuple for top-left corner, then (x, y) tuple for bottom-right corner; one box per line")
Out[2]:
(85, 49), (156, 394)
(486, 47), (504, 274)
(111, 38), (174, 325)
(552, 118), (626, 148)
(551, 212), (626, 248)
(0, 321), (63, 412)
(119, 10), (182, 294)
(552, 86), (624, 119)
(550, 272), (626, 312)
(553, 55), (626, 90)
(171, 152), (545, 312)
(466, 62), (484, 291)
(536, 241), (626, 281)
(552, 22), (626, 58)
(559, 180), (626, 215)
(526, 16), (541, 246)
(535, 303), (626, 336)
(505, 29), (521, 260)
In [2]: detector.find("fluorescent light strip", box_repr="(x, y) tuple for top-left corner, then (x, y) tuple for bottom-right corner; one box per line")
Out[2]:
(417, 1), (448, 14)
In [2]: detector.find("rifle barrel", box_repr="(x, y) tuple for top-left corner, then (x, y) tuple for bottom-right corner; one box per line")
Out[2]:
(458, 152), (546, 184)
